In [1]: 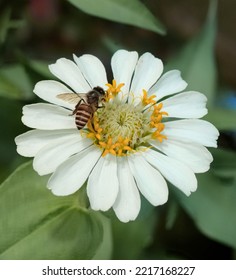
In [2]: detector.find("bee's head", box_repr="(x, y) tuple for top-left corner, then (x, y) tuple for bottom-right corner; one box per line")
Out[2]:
(93, 86), (105, 96)
(87, 87), (105, 104)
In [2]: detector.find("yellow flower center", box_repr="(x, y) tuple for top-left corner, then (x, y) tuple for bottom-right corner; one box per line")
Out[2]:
(85, 80), (168, 157)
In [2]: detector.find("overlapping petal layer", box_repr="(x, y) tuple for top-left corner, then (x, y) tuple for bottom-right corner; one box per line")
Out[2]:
(48, 146), (101, 196)
(22, 103), (76, 130)
(87, 154), (119, 211)
(113, 157), (141, 222)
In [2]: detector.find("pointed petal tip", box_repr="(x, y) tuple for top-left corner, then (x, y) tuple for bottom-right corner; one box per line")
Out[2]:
(72, 53), (78, 60)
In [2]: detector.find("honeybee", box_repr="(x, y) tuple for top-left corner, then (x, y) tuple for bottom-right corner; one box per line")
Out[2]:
(57, 86), (105, 130)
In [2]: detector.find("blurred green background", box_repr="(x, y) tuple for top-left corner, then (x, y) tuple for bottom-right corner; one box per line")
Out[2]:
(0, 0), (236, 260)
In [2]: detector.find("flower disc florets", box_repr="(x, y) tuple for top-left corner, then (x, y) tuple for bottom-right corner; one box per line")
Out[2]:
(86, 82), (167, 157)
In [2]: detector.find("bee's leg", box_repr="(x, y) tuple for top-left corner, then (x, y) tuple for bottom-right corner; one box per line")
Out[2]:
(88, 112), (95, 131)
(72, 102), (80, 115)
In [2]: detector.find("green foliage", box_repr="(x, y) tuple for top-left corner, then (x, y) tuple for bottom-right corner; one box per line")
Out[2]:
(0, 96), (27, 183)
(0, 8), (24, 44)
(166, 0), (236, 247)
(0, 8), (11, 44)
(0, 162), (104, 259)
(111, 217), (156, 259)
(67, 0), (166, 35)
(166, 0), (217, 107)
(92, 214), (113, 259)
(111, 199), (156, 259)
(166, 0), (236, 131)
(206, 108), (236, 130)
(0, 65), (33, 100)
(212, 149), (236, 178)
(173, 168), (236, 249)
(28, 60), (54, 79)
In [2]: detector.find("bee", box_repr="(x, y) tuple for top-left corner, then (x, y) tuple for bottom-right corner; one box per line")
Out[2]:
(57, 86), (105, 130)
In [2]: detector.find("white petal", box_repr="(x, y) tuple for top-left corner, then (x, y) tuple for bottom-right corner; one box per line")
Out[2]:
(149, 139), (213, 173)
(15, 129), (80, 157)
(34, 80), (75, 110)
(111, 49), (138, 95)
(73, 54), (108, 89)
(113, 157), (141, 223)
(33, 137), (93, 175)
(162, 91), (208, 118)
(164, 119), (219, 147)
(48, 146), (102, 196)
(128, 153), (168, 206)
(22, 103), (76, 130)
(49, 58), (91, 92)
(144, 149), (197, 196)
(149, 70), (187, 100)
(130, 52), (163, 100)
(87, 154), (119, 211)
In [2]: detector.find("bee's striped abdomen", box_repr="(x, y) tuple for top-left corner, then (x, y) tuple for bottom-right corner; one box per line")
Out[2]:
(75, 103), (94, 130)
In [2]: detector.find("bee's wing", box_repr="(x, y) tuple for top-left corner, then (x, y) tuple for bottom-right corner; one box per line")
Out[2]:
(56, 93), (87, 104)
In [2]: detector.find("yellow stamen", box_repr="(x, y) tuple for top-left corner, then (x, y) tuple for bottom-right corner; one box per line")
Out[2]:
(148, 103), (168, 142)
(96, 136), (133, 157)
(100, 137), (118, 157)
(105, 79), (125, 100)
(142, 89), (156, 106)
(150, 103), (168, 129)
(86, 117), (103, 141)
(152, 122), (167, 142)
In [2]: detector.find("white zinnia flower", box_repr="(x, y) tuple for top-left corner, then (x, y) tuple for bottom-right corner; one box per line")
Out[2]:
(15, 50), (219, 223)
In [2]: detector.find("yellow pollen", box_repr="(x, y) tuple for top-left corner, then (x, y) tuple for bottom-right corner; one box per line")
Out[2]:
(105, 79), (125, 100)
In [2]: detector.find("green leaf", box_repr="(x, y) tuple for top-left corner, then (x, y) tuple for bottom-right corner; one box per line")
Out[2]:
(67, 0), (166, 35)
(111, 199), (156, 259)
(165, 199), (179, 230)
(205, 108), (236, 130)
(0, 98), (25, 182)
(102, 36), (125, 53)
(166, 0), (217, 106)
(0, 8), (24, 44)
(14, 51), (53, 78)
(0, 8), (11, 43)
(173, 171), (236, 248)
(29, 60), (53, 78)
(92, 213), (113, 260)
(0, 65), (33, 100)
(111, 218), (155, 259)
(0, 162), (103, 259)
(211, 148), (236, 178)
